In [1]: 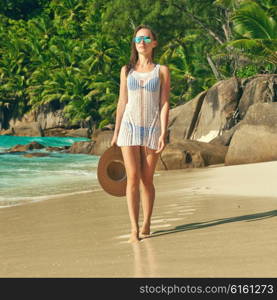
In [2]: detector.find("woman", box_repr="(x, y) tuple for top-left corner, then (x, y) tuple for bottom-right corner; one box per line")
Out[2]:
(111, 24), (170, 243)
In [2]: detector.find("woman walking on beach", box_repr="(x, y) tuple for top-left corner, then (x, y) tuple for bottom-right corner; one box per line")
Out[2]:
(111, 24), (170, 243)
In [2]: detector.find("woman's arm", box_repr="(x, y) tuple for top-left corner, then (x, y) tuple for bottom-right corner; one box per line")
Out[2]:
(111, 66), (128, 145)
(156, 65), (170, 153)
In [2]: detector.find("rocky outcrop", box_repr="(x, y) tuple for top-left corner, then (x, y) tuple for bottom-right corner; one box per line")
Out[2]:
(169, 91), (206, 142)
(189, 77), (241, 142)
(65, 128), (91, 138)
(225, 103), (277, 165)
(209, 126), (238, 146)
(6, 103), (92, 137)
(8, 141), (45, 152)
(5, 142), (69, 155)
(169, 74), (277, 146)
(91, 130), (114, 155)
(8, 105), (72, 131)
(68, 128), (115, 155)
(43, 127), (90, 138)
(35, 108), (70, 130)
(9, 110), (42, 136)
(238, 74), (277, 119)
(156, 140), (228, 170)
(69, 141), (95, 154)
(12, 122), (43, 137)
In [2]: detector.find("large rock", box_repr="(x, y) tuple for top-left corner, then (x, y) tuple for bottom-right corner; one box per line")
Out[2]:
(35, 108), (70, 130)
(242, 102), (277, 127)
(9, 110), (36, 127)
(225, 102), (277, 165)
(8, 141), (45, 152)
(12, 122), (43, 137)
(7, 104), (92, 137)
(65, 128), (91, 138)
(238, 74), (277, 119)
(156, 140), (228, 170)
(190, 77), (241, 142)
(209, 126), (238, 146)
(43, 128), (71, 137)
(169, 91), (206, 143)
(69, 141), (96, 154)
(44, 127), (90, 138)
(34, 104), (93, 131)
(168, 102), (188, 128)
(91, 130), (114, 155)
(9, 110), (42, 136)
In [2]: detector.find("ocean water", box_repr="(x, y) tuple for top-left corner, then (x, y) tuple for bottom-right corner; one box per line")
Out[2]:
(0, 135), (100, 208)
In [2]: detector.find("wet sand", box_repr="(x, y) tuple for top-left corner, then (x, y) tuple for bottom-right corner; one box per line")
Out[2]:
(0, 161), (277, 277)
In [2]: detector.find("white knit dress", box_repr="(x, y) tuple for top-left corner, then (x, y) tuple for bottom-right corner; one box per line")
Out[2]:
(116, 64), (161, 150)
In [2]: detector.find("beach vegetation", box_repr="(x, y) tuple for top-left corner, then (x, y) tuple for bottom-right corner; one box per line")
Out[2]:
(0, 0), (276, 129)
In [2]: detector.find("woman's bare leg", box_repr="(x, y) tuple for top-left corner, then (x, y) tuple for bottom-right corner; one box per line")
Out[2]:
(139, 146), (160, 237)
(121, 146), (141, 242)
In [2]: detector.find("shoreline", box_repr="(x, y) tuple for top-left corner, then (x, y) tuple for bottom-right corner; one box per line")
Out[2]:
(1, 161), (277, 277)
(0, 136), (100, 208)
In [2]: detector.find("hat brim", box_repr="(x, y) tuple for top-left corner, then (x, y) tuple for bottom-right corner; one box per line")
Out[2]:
(97, 145), (127, 197)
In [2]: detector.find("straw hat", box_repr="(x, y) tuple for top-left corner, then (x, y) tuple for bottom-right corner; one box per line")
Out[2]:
(97, 145), (127, 197)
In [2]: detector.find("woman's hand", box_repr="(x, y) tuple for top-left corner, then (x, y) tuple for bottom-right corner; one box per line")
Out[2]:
(110, 133), (118, 147)
(155, 135), (166, 154)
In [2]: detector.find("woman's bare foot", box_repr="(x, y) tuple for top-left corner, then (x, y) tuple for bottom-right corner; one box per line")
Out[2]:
(128, 231), (140, 243)
(139, 232), (151, 239)
(140, 224), (151, 239)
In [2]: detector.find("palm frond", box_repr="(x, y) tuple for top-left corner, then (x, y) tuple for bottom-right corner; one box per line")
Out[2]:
(232, 1), (277, 39)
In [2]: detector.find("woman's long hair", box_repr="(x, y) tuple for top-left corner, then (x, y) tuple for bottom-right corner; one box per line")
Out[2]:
(125, 24), (158, 77)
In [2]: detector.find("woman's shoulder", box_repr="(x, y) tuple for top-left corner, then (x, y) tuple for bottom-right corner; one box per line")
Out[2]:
(158, 64), (170, 80)
(120, 64), (128, 73)
(120, 64), (133, 73)
(120, 64), (130, 79)
(158, 64), (169, 72)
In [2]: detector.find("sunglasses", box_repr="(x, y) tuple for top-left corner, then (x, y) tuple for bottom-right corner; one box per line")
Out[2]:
(133, 36), (152, 43)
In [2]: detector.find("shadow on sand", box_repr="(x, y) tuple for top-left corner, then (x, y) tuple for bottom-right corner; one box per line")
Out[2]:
(150, 209), (277, 238)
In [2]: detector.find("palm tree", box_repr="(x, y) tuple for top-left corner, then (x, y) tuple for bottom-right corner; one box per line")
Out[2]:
(50, 0), (87, 38)
(83, 34), (119, 74)
(224, 1), (277, 70)
(160, 34), (214, 105)
(0, 23), (30, 118)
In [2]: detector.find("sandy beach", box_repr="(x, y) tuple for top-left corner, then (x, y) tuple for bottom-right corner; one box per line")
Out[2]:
(1, 161), (277, 278)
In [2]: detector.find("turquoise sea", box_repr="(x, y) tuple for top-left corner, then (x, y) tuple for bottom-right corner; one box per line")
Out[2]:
(0, 135), (100, 208)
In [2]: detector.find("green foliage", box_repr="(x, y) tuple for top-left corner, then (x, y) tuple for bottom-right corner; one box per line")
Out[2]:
(235, 64), (260, 78)
(0, 0), (276, 129)
(222, 0), (277, 70)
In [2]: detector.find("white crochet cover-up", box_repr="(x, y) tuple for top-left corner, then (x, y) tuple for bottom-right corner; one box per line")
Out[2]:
(116, 63), (161, 150)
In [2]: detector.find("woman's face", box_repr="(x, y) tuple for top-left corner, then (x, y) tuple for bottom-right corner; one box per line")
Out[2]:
(134, 28), (157, 56)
